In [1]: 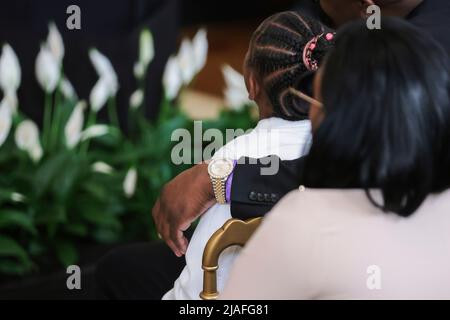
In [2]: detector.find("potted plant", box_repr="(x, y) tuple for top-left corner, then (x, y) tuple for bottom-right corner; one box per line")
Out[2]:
(0, 22), (256, 299)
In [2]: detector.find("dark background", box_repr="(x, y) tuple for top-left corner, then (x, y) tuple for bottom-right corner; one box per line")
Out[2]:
(181, 0), (297, 24)
(0, 0), (298, 132)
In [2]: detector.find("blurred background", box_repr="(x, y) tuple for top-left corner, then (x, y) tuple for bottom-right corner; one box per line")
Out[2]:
(0, 0), (299, 299)
(0, 0), (298, 126)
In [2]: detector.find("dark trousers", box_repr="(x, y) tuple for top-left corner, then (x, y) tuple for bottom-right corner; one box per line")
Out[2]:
(95, 241), (185, 300)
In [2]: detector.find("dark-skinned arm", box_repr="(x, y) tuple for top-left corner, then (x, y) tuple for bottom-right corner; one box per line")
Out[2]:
(152, 156), (305, 256)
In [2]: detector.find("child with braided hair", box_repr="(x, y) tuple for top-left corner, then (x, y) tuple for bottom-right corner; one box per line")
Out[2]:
(163, 11), (335, 300)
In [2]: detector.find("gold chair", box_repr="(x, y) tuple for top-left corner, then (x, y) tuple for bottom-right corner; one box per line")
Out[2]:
(200, 217), (263, 300)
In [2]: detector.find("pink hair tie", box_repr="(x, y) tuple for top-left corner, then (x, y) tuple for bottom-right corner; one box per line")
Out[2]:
(302, 32), (336, 71)
(303, 35), (321, 71)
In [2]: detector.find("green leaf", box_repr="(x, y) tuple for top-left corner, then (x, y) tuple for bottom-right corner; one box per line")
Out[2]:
(80, 208), (122, 231)
(34, 204), (66, 238)
(0, 210), (37, 235)
(0, 189), (14, 201)
(0, 259), (33, 276)
(91, 129), (123, 147)
(64, 223), (88, 237)
(33, 152), (72, 197)
(92, 228), (121, 244)
(0, 235), (30, 263)
(52, 156), (84, 199)
(81, 181), (111, 202)
(28, 240), (47, 257)
(34, 204), (67, 225)
(55, 241), (79, 267)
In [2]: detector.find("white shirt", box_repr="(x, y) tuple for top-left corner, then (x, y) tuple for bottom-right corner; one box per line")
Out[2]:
(162, 117), (312, 300)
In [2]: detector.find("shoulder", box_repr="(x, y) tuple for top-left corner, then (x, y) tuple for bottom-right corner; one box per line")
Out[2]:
(274, 187), (450, 217)
(272, 188), (373, 215)
(211, 128), (255, 160)
(263, 188), (382, 232)
(266, 187), (450, 236)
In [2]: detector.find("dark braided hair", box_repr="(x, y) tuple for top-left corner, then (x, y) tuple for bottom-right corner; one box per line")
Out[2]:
(247, 11), (335, 120)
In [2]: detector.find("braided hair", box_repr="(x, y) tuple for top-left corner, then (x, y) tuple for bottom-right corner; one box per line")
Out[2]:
(247, 11), (335, 120)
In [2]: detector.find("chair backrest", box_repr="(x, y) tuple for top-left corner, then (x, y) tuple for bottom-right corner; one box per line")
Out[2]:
(200, 217), (263, 300)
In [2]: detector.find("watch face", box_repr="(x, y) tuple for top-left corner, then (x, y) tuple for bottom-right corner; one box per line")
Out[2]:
(208, 159), (234, 179)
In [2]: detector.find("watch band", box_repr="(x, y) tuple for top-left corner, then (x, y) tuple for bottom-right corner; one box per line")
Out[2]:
(211, 176), (227, 204)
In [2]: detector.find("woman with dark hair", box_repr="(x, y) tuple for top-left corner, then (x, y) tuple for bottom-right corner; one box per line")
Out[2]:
(221, 17), (450, 299)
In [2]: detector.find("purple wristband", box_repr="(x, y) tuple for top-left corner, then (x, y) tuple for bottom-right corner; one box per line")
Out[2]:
(225, 160), (237, 203)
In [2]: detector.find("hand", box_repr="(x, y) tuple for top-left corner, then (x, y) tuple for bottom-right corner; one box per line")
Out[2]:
(152, 162), (216, 257)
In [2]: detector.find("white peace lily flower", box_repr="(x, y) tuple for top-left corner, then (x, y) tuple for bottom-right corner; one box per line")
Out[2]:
(222, 65), (253, 110)
(133, 61), (145, 79)
(129, 89), (144, 110)
(0, 99), (12, 147)
(35, 44), (60, 93)
(123, 167), (137, 198)
(60, 76), (77, 100)
(3, 93), (18, 114)
(89, 49), (114, 79)
(0, 44), (21, 97)
(47, 22), (65, 65)
(89, 48), (119, 95)
(91, 161), (114, 175)
(15, 120), (43, 162)
(89, 78), (110, 112)
(108, 76), (119, 97)
(163, 56), (183, 100)
(224, 87), (252, 111)
(222, 64), (246, 90)
(29, 144), (43, 163)
(15, 120), (40, 150)
(80, 124), (109, 141)
(11, 192), (26, 203)
(177, 39), (196, 85)
(139, 29), (154, 69)
(65, 101), (86, 149)
(192, 28), (208, 73)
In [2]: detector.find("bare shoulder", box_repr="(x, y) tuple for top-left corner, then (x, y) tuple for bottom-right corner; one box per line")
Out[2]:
(211, 128), (255, 160)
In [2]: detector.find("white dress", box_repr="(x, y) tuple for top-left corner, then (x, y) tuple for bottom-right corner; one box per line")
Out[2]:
(162, 117), (312, 300)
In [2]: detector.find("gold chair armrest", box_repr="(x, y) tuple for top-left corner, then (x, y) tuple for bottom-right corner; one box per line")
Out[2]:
(200, 217), (263, 300)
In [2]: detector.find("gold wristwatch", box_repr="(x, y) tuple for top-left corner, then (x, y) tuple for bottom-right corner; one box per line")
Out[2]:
(207, 159), (234, 204)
